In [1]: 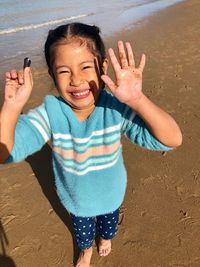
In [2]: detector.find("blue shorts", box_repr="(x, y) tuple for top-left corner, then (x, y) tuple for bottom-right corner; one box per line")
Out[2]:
(70, 208), (120, 250)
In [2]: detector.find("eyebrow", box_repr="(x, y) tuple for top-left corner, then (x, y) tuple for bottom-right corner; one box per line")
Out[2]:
(55, 60), (95, 70)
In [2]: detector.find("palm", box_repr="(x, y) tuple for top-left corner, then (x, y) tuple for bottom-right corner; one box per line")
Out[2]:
(101, 41), (145, 105)
(4, 68), (33, 107)
(113, 67), (143, 103)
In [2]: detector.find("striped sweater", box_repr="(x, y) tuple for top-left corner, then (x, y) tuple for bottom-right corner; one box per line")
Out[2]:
(7, 89), (172, 217)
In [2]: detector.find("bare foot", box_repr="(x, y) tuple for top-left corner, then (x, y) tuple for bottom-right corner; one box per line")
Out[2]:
(98, 238), (111, 257)
(76, 247), (93, 267)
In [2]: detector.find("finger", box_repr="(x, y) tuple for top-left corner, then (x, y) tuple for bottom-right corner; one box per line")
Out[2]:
(29, 68), (33, 87)
(125, 42), (135, 68)
(5, 72), (11, 81)
(18, 69), (24, 85)
(108, 48), (121, 74)
(23, 67), (33, 89)
(5, 72), (18, 86)
(10, 69), (18, 80)
(101, 74), (116, 94)
(138, 54), (146, 72)
(118, 40), (128, 68)
(4, 74), (18, 100)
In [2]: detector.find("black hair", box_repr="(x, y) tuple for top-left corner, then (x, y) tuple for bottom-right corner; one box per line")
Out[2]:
(44, 22), (106, 73)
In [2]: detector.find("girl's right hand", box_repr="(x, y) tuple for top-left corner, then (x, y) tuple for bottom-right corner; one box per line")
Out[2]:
(4, 67), (33, 109)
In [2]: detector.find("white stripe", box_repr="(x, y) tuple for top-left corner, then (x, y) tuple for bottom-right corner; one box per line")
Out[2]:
(28, 105), (50, 131)
(60, 154), (120, 176)
(37, 104), (51, 129)
(57, 148), (120, 169)
(54, 133), (120, 150)
(30, 119), (49, 142)
(53, 123), (121, 143)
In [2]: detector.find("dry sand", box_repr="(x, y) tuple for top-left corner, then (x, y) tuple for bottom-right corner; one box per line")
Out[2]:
(1, 0), (200, 266)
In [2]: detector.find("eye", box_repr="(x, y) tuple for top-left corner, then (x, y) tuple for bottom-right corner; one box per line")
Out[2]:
(58, 70), (70, 74)
(82, 65), (93, 70)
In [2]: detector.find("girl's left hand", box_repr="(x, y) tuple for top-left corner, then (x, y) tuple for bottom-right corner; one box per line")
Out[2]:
(101, 41), (146, 106)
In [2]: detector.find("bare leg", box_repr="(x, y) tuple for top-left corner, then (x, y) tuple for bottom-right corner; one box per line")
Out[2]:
(76, 246), (93, 267)
(98, 238), (112, 257)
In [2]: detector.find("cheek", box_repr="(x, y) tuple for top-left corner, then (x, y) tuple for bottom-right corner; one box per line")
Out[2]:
(56, 75), (70, 88)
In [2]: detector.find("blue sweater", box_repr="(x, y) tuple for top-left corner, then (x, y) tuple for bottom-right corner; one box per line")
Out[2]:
(7, 89), (172, 217)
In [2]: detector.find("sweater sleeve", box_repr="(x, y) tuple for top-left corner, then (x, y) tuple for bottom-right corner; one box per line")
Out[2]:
(6, 104), (51, 163)
(121, 106), (173, 151)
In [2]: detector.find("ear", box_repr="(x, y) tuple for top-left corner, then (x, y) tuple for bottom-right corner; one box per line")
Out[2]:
(102, 58), (109, 75)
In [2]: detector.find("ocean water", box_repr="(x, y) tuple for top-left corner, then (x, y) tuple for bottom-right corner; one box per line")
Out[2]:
(0, 0), (184, 82)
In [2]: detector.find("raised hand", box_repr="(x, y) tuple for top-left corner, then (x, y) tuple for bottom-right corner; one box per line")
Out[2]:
(101, 41), (146, 106)
(4, 66), (33, 109)
(0, 65), (33, 162)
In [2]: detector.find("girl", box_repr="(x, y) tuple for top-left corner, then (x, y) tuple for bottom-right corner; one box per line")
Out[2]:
(0, 23), (182, 267)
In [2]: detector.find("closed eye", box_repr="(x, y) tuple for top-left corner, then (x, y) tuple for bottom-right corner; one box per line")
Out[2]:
(58, 70), (70, 74)
(82, 66), (93, 70)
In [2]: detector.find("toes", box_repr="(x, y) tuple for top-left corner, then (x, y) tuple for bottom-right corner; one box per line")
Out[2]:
(104, 247), (111, 256)
(100, 249), (106, 257)
(99, 249), (105, 257)
(99, 239), (112, 257)
(102, 248), (110, 256)
(99, 246), (111, 256)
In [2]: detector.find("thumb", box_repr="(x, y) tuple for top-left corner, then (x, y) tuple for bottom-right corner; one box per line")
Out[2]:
(101, 74), (116, 94)
(24, 67), (33, 90)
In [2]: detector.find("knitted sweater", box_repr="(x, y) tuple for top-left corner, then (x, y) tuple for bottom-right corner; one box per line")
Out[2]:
(7, 89), (172, 217)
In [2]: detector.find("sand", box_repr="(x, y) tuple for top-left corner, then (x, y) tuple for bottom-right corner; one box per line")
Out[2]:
(1, 0), (200, 266)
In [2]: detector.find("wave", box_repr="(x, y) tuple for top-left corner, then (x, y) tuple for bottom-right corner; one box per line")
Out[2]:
(0, 14), (90, 35)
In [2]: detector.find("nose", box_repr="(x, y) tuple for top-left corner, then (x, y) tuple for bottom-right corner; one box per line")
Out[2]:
(70, 72), (83, 87)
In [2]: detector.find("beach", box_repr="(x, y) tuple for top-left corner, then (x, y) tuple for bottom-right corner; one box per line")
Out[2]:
(1, 0), (200, 266)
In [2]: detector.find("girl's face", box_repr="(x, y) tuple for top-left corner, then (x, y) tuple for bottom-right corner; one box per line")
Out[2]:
(51, 41), (107, 116)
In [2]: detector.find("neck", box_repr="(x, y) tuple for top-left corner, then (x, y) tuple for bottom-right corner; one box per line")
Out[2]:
(73, 105), (95, 122)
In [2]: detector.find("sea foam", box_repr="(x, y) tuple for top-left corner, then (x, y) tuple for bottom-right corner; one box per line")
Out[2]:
(0, 14), (90, 35)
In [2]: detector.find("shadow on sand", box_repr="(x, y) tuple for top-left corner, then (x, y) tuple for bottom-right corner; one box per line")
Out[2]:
(26, 143), (80, 265)
(0, 220), (17, 267)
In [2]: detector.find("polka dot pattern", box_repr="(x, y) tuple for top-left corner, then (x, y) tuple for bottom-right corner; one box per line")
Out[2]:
(70, 208), (120, 250)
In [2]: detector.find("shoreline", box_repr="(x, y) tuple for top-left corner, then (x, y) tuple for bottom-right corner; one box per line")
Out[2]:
(0, 0), (188, 107)
(1, 0), (200, 266)
(0, 0), (185, 90)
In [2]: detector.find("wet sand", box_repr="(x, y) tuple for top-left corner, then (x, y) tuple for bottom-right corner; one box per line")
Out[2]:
(1, 0), (200, 266)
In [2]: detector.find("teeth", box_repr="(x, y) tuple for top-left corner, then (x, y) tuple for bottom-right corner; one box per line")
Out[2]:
(72, 90), (89, 97)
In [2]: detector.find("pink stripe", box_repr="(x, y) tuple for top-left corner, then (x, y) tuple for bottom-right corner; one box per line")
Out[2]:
(54, 140), (120, 162)
(32, 110), (49, 133)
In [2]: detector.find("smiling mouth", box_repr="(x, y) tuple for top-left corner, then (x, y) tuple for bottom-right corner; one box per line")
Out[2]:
(71, 89), (90, 99)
